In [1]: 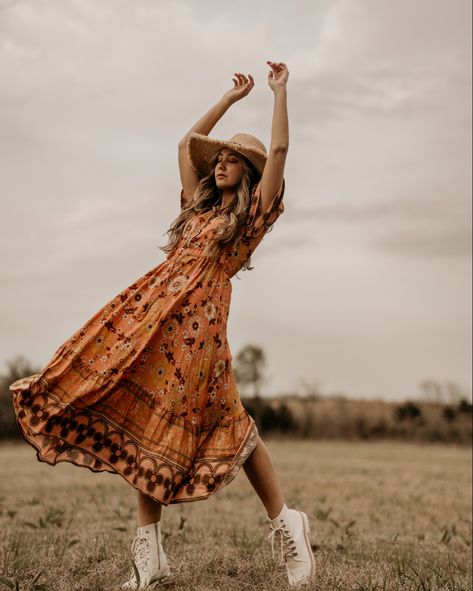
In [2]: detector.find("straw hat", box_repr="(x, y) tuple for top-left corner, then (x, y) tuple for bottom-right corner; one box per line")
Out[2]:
(186, 132), (267, 178)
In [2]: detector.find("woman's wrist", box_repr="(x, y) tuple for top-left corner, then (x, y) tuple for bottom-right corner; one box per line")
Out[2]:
(220, 95), (236, 108)
(271, 85), (287, 96)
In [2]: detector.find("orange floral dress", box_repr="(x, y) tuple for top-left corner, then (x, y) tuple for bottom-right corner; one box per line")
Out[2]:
(9, 179), (285, 505)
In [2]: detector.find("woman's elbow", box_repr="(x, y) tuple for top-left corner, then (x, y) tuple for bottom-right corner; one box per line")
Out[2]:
(270, 144), (289, 156)
(178, 136), (189, 150)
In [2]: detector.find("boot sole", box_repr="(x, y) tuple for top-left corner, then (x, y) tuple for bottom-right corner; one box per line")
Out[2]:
(121, 569), (171, 590)
(147, 570), (172, 588)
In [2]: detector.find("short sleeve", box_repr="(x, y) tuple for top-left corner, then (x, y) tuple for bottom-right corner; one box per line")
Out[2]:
(244, 178), (285, 240)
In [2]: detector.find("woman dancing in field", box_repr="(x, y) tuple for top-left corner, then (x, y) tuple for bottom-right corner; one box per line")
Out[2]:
(10, 61), (315, 588)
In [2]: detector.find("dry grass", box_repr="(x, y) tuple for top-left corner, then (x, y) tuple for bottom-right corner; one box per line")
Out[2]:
(0, 439), (471, 590)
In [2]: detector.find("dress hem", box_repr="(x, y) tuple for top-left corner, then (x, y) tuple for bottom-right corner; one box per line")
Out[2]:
(10, 374), (258, 506)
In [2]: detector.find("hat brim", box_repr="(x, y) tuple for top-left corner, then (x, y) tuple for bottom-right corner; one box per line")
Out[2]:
(186, 132), (267, 178)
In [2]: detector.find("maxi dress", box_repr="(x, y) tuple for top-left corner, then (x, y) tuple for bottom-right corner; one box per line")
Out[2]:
(9, 178), (285, 505)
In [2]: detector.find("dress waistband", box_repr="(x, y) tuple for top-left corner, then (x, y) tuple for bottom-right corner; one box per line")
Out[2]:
(166, 246), (231, 277)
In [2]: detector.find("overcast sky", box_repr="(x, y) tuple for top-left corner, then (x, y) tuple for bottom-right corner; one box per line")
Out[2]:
(0, 0), (471, 401)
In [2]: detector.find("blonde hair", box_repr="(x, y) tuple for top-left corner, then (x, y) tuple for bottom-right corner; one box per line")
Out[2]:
(159, 152), (260, 272)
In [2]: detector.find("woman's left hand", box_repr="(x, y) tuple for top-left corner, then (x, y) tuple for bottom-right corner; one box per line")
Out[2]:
(267, 61), (289, 91)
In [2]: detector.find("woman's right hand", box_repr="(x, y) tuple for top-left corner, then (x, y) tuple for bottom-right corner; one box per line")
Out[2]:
(267, 61), (289, 91)
(222, 73), (254, 104)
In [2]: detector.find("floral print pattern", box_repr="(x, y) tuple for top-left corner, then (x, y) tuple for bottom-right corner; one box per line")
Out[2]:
(9, 179), (285, 505)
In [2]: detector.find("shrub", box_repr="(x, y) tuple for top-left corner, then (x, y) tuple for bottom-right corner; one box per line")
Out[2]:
(243, 398), (297, 435)
(395, 401), (422, 422)
(458, 398), (473, 414)
(442, 406), (456, 422)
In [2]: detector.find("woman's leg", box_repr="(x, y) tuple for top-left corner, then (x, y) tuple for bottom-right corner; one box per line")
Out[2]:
(137, 491), (163, 526)
(244, 436), (316, 586)
(243, 436), (285, 519)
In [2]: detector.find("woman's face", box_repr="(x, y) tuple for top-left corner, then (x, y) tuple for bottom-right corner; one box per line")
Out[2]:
(214, 148), (245, 190)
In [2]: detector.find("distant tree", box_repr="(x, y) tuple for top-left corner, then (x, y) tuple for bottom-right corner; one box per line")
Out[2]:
(442, 406), (456, 422)
(444, 381), (470, 405)
(260, 404), (278, 433)
(395, 401), (422, 422)
(418, 379), (471, 405)
(233, 345), (268, 432)
(241, 395), (265, 433)
(256, 402), (297, 435)
(418, 379), (444, 404)
(298, 378), (324, 401)
(275, 403), (297, 433)
(326, 392), (348, 402)
(3, 355), (38, 383)
(458, 398), (473, 414)
(233, 345), (267, 398)
(355, 416), (369, 439)
(0, 355), (40, 439)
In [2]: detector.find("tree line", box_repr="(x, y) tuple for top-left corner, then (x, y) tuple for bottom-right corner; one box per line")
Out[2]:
(1, 348), (471, 444)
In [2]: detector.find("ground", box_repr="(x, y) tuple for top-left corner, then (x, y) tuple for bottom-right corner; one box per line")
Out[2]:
(0, 438), (471, 590)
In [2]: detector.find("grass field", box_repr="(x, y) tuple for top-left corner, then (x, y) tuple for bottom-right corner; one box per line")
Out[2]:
(0, 439), (471, 591)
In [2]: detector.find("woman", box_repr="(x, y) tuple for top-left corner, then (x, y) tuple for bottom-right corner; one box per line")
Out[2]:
(9, 61), (315, 589)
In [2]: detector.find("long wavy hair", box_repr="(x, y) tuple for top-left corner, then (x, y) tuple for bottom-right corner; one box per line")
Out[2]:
(159, 151), (260, 272)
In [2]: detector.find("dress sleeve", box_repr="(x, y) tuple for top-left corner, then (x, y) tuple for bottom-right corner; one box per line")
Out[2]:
(243, 178), (285, 240)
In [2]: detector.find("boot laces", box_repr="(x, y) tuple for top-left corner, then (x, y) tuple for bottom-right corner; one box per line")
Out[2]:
(267, 521), (301, 565)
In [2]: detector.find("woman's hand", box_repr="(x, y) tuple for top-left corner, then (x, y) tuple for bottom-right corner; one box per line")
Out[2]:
(222, 73), (255, 104)
(267, 61), (289, 91)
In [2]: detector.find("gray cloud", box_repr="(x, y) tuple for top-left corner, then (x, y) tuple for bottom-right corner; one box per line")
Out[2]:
(374, 223), (471, 258)
(0, 0), (470, 399)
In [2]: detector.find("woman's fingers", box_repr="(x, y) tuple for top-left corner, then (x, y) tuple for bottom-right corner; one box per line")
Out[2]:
(266, 60), (289, 88)
(245, 75), (255, 90)
(230, 72), (254, 96)
(267, 60), (286, 72)
(267, 61), (288, 83)
(236, 73), (253, 88)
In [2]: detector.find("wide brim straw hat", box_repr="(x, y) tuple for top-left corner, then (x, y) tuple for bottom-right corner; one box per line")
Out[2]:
(187, 132), (267, 178)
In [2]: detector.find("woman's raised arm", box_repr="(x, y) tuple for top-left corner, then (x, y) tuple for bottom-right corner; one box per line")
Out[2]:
(178, 73), (255, 207)
(259, 61), (289, 210)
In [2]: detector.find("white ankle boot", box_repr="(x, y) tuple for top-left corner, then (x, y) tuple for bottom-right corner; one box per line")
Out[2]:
(121, 521), (171, 590)
(267, 504), (316, 587)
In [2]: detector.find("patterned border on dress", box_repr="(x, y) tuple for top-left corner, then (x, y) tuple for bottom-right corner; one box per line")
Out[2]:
(9, 372), (258, 506)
